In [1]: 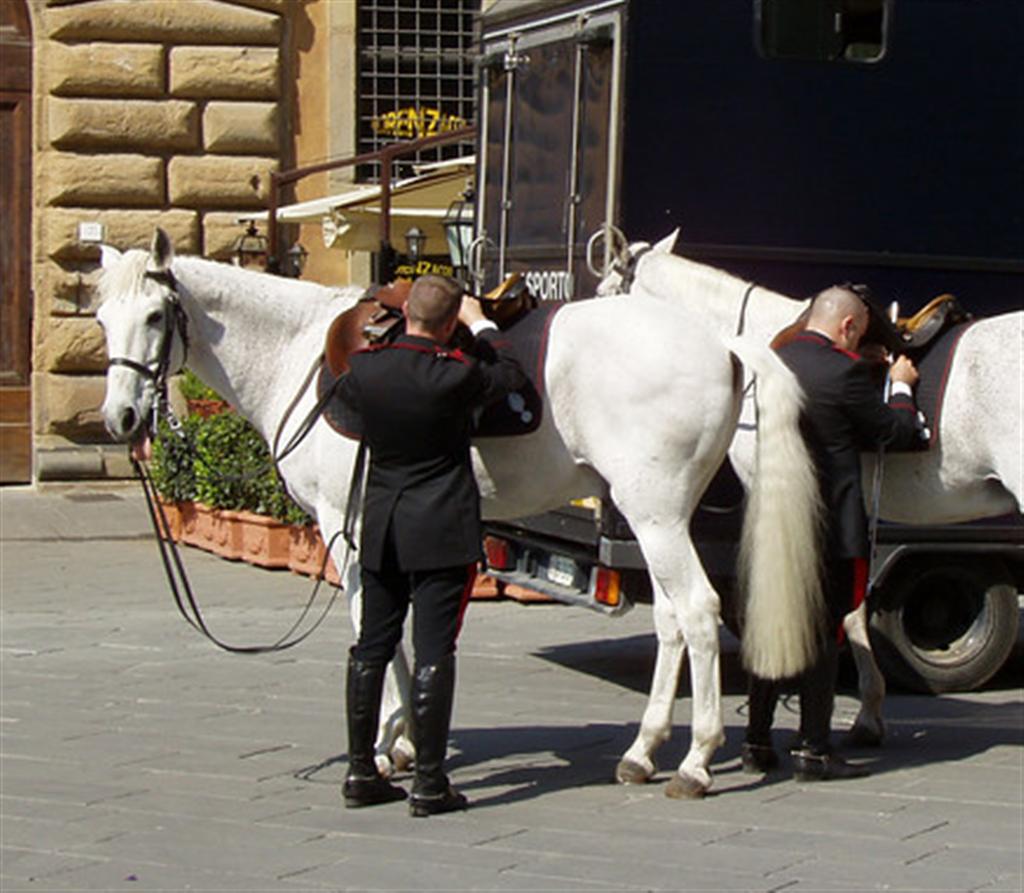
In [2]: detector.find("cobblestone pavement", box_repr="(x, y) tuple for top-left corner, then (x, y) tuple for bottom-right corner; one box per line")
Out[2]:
(2, 485), (1021, 892)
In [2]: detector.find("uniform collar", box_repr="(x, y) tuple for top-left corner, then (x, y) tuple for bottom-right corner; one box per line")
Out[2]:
(397, 333), (445, 351)
(795, 329), (860, 360)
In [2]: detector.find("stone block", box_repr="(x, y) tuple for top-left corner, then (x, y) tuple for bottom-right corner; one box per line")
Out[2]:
(46, 42), (165, 98)
(203, 101), (278, 153)
(49, 98), (199, 152)
(44, 209), (199, 262)
(49, 0), (281, 46)
(202, 212), (262, 262)
(41, 263), (103, 316)
(168, 156), (276, 209)
(43, 152), (164, 208)
(37, 317), (109, 374)
(34, 372), (108, 440)
(170, 46), (279, 100)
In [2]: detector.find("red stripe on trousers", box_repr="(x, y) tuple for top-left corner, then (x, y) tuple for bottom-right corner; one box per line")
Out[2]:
(455, 563), (477, 639)
(837, 557), (870, 645)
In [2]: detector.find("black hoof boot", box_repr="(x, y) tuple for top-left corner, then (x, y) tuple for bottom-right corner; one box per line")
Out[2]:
(792, 749), (870, 782)
(409, 784), (468, 817)
(343, 774), (408, 809)
(741, 742), (780, 775)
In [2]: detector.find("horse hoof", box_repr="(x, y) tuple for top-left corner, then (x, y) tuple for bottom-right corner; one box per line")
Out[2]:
(615, 758), (652, 785)
(391, 746), (415, 773)
(844, 724), (884, 748)
(664, 773), (708, 800)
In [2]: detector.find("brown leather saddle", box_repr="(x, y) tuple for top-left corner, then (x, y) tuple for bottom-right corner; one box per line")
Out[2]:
(323, 273), (538, 376)
(324, 280), (411, 376)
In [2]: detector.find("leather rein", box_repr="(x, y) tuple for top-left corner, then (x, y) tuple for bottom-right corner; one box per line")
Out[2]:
(110, 267), (362, 653)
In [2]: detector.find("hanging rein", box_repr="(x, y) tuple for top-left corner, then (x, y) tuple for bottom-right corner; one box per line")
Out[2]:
(109, 268), (363, 654)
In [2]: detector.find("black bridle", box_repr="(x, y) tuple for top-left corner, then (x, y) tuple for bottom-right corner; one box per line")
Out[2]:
(107, 268), (191, 438)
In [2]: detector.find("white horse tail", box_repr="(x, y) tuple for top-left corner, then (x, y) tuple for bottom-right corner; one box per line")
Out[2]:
(724, 336), (826, 680)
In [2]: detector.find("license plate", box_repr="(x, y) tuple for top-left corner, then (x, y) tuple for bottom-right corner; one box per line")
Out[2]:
(546, 555), (576, 587)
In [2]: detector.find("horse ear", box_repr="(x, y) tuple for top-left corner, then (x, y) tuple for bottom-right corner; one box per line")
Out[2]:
(149, 228), (174, 270)
(652, 229), (679, 254)
(99, 245), (123, 269)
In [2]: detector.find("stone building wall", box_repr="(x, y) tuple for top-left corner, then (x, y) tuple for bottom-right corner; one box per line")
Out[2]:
(29, 0), (294, 477)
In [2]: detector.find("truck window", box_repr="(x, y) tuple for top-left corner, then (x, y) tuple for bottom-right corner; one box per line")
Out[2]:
(756, 0), (890, 64)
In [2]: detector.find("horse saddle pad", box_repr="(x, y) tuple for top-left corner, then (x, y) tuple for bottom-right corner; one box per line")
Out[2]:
(912, 320), (974, 449)
(317, 301), (564, 440)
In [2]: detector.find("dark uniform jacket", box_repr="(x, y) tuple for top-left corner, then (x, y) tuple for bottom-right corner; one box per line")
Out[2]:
(337, 330), (526, 573)
(777, 331), (924, 559)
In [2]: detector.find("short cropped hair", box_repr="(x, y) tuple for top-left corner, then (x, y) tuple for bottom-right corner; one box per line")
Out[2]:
(809, 285), (868, 327)
(406, 275), (463, 334)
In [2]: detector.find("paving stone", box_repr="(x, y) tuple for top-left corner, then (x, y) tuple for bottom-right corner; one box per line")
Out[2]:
(1, 488), (1020, 892)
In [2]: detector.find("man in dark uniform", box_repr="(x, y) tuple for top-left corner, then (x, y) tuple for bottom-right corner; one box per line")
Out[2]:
(336, 274), (526, 816)
(743, 285), (927, 781)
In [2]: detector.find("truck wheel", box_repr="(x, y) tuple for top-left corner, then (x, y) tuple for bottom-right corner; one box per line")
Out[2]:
(869, 557), (1019, 693)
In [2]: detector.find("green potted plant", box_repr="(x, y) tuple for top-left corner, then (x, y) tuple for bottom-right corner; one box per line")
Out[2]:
(178, 369), (230, 418)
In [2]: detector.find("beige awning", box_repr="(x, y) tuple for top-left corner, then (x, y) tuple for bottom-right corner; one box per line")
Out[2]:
(240, 157), (475, 253)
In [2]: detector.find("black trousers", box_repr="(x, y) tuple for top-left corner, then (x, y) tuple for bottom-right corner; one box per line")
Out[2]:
(353, 536), (475, 666)
(746, 557), (858, 753)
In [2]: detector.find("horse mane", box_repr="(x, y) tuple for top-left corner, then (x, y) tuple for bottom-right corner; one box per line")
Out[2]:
(100, 247), (364, 325)
(640, 251), (747, 304)
(98, 249), (150, 304)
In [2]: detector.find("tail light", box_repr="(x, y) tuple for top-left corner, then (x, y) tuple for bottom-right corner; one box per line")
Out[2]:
(483, 535), (513, 571)
(593, 566), (622, 608)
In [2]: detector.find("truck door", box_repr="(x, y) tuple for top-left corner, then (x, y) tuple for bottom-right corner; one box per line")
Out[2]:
(476, 3), (621, 300)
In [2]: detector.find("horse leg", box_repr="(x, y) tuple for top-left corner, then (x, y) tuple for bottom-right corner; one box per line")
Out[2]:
(616, 588), (686, 785)
(664, 540), (725, 799)
(842, 601), (886, 747)
(376, 647), (415, 776)
(617, 527), (725, 799)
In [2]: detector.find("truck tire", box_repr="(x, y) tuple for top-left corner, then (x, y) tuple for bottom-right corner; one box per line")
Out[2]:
(869, 556), (1019, 693)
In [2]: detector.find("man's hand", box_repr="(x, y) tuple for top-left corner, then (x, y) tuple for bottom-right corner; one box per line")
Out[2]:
(458, 295), (487, 328)
(890, 355), (919, 388)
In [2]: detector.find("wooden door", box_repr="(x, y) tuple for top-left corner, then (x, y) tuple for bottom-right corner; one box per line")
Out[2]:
(0, 0), (32, 483)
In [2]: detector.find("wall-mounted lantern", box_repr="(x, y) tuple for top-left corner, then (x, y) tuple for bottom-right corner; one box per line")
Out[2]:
(442, 190), (475, 282)
(404, 226), (427, 262)
(232, 222), (269, 270)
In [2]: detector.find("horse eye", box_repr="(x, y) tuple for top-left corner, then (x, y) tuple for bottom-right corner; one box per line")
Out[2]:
(146, 310), (164, 327)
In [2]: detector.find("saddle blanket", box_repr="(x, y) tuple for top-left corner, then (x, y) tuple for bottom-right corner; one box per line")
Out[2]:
(912, 320), (974, 449)
(318, 301), (564, 440)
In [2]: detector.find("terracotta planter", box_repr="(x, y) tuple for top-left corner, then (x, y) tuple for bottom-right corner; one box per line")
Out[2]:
(288, 524), (341, 585)
(503, 583), (554, 604)
(179, 502), (242, 559)
(155, 499), (183, 542)
(471, 573), (501, 600)
(230, 510), (291, 569)
(179, 500), (203, 547)
(186, 398), (231, 418)
(206, 506), (244, 560)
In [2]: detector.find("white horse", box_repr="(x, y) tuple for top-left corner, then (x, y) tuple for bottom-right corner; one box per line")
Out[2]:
(599, 230), (1023, 737)
(97, 229), (824, 798)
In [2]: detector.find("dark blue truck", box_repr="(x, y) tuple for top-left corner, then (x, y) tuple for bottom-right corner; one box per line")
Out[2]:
(470, 0), (1022, 692)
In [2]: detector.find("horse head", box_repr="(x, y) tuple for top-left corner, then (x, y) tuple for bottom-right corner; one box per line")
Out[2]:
(594, 228), (678, 296)
(96, 228), (188, 443)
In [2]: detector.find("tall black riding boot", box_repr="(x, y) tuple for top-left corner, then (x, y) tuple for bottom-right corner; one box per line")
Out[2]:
(792, 643), (868, 781)
(343, 652), (407, 808)
(409, 655), (468, 817)
(742, 675), (781, 773)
